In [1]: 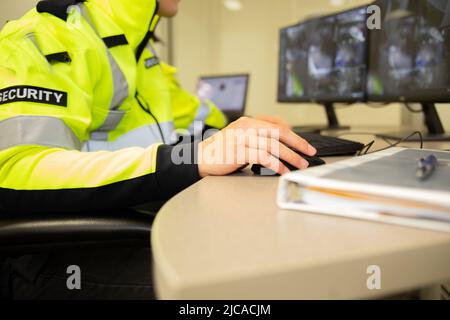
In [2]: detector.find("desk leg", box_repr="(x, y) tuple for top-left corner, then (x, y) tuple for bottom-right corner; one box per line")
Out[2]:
(419, 284), (441, 300)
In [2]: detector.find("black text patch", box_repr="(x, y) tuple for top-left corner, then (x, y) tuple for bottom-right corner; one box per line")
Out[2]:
(0, 86), (68, 107)
(145, 57), (160, 69)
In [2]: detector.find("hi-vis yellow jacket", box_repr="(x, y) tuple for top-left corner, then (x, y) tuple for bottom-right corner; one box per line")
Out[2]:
(0, 0), (227, 215)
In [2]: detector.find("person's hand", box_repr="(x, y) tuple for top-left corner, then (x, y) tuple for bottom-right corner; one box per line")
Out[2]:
(198, 117), (316, 177)
(254, 115), (291, 129)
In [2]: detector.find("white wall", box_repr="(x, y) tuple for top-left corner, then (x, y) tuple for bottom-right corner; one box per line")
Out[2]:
(0, 0), (37, 25)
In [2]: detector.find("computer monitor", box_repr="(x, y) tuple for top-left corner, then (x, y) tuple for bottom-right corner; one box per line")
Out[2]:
(309, 7), (368, 102)
(278, 6), (369, 132)
(197, 74), (249, 122)
(367, 0), (450, 140)
(368, 0), (450, 102)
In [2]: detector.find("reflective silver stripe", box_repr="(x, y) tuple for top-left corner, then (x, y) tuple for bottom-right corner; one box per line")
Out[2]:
(90, 110), (126, 141)
(146, 41), (157, 57)
(82, 122), (176, 152)
(26, 33), (45, 57)
(188, 101), (211, 135)
(108, 52), (129, 110)
(194, 101), (211, 122)
(0, 116), (81, 151)
(78, 4), (129, 140)
(163, 121), (178, 144)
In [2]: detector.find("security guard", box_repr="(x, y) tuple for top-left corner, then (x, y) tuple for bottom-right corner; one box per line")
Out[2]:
(0, 0), (228, 216)
(0, 0), (316, 299)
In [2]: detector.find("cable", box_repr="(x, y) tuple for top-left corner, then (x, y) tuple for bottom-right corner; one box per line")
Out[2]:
(405, 103), (423, 114)
(361, 131), (424, 156)
(357, 140), (375, 156)
(335, 132), (377, 155)
(366, 102), (423, 114)
(336, 132), (380, 138)
(338, 131), (423, 146)
(336, 131), (424, 156)
(379, 136), (396, 146)
(135, 93), (166, 144)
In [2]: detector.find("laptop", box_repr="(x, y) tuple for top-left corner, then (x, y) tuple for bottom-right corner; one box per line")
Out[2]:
(196, 74), (249, 122)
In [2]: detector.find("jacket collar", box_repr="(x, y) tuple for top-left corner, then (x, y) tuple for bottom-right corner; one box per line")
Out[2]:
(88, 0), (160, 51)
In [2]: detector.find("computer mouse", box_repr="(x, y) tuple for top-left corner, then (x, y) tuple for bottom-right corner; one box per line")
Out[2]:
(251, 151), (326, 176)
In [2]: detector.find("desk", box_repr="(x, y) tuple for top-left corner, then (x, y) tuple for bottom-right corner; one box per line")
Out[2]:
(152, 130), (450, 299)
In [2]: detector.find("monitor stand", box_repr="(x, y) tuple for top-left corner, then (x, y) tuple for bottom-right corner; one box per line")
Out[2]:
(377, 103), (450, 142)
(293, 102), (350, 134)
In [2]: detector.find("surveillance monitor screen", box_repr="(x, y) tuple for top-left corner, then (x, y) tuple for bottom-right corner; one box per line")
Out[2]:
(367, 0), (450, 102)
(278, 7), (368, 103)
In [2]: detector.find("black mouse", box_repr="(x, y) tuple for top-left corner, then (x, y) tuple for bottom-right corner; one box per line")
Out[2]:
(251, 151), (325, 176)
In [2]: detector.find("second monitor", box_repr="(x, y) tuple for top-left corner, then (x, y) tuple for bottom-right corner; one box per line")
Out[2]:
(197, 74), (249, 123)
(367, 0), (450, 141)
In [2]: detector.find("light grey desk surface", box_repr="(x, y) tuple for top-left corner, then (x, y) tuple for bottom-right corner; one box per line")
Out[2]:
(152, 129), (450, 300)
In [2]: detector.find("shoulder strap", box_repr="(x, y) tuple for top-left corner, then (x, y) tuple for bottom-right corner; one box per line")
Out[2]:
(36, 0), (87, 21)
(135, 31), (154, 62)
(37, 0), (132, 141)
(37, 0), (128, 50)
(135, 1), (160, 61)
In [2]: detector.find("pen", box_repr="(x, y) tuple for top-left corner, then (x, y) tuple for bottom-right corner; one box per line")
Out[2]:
(416, 154), (438, 181)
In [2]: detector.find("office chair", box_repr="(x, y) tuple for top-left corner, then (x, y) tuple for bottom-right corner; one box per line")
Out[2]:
(0, 209), (155, 299)
(0, 209), (154, 256)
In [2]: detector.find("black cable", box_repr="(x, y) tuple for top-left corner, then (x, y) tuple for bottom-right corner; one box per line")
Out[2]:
(336, 131), (424, 155)
(358, 140), (375, 156)
(362, 131), (424, 156)
(336, 132), (383, 154)
(367, 102), (422, 113)
(337, 132), (379, 138)
(405, 103), (423, 113)
(338, 131), (423, 146)
(379, 136), (396, 146)
(135, 93), (166, 144)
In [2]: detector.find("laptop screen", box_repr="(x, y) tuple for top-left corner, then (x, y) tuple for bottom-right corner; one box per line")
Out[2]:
(197, 75), (249, 113)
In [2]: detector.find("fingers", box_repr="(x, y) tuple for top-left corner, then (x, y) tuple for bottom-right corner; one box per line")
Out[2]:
(244, 136), (309, 170)
(245, 147), (289, 175)
(233, 117), (317, 157)
(198, 117), (317, 177)
(280, 128), (317, 157)
(254, 115), (291, 129)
